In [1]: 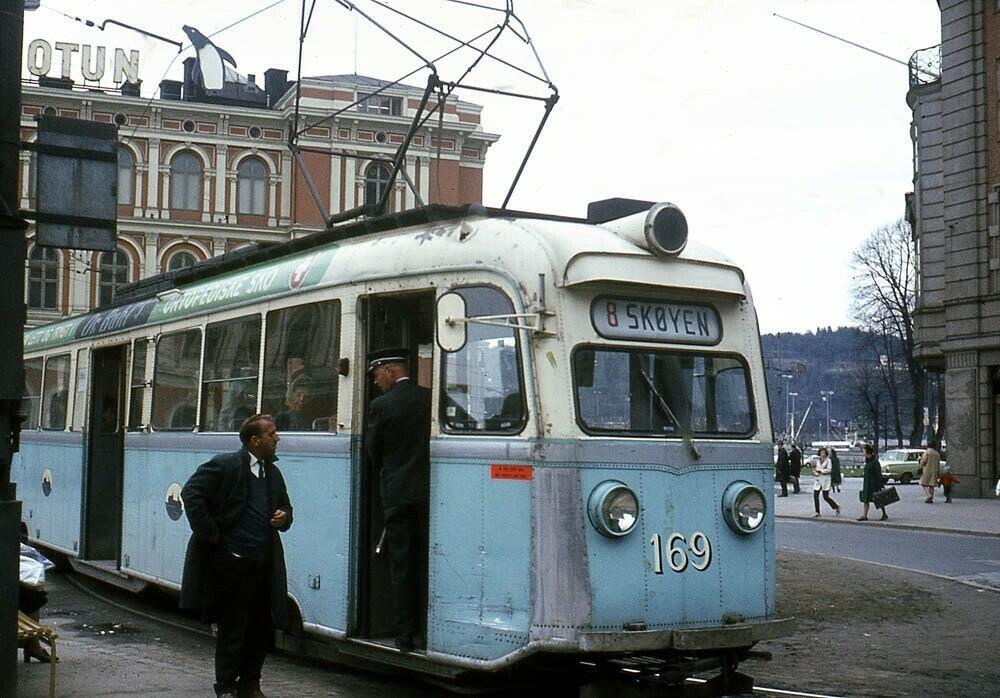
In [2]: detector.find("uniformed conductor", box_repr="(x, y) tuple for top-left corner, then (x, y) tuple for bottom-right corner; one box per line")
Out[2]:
(180, 414), (293, 698)
(365, 348), (431, 652)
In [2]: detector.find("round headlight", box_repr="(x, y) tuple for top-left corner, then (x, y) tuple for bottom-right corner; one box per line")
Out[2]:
(644, 202), (688, 257)
(722, 482), (766, 535)
(587, 481), (639, 537)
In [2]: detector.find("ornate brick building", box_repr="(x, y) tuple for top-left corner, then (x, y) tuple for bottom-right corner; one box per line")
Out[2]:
(19, 62), (498, 327)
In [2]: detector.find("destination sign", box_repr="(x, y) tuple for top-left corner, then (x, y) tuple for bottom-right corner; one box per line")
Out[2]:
(591, 297), (721, 345)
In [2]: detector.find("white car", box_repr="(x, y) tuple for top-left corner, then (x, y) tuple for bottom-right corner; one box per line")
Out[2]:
(880, 448), (944, 484)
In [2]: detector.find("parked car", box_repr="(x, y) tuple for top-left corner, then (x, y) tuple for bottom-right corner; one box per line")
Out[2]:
(880, 448), (946, 484)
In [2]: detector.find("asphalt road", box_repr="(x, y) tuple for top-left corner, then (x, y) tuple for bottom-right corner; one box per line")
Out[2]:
(776, 518), (1000, 590)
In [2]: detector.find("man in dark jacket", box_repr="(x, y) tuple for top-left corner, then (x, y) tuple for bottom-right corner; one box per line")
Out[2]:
(180, 414), (293, 698)
(790, 443), (803, 494)
(365, 348), (431, 653)
(775, 440), (790, 497)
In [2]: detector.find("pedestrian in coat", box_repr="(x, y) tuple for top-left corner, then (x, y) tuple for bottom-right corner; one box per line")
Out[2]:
(775, 440), (790, 497)
(811, 447), (841, 517)
(365, 348), (431, 653)
(180, 414), (293, 698)
(789, 443), (803, 493)
(919, 442), (942, 503)
(829, 448), (842, 493)
(857, 443), (888, 521)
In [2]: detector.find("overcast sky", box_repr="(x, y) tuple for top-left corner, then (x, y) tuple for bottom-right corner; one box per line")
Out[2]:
(23, 1), (941, 334)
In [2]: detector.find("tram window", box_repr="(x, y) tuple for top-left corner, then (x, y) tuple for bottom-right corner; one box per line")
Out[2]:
(127, 339), (149, 431)
(573, 348), (754, 437)
(72, 349), (88, 430)
(22, 357), (43, 430)
(200, 316), (261, 432)
(41, 353), (71, 430)
(440, 286), (526, 434)
(152, 329), (202, 430)
(262, 301), (339, 432)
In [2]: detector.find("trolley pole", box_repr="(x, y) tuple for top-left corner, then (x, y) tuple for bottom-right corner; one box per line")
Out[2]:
(0, 1), (27, 695)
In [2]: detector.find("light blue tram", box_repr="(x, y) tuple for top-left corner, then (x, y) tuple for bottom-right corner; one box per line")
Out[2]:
(14, 201), (790, 687)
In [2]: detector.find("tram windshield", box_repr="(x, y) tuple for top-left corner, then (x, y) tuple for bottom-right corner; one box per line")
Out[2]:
(573, 347), (754, 437)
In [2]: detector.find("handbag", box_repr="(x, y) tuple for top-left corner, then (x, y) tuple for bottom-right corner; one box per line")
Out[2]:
(872, 486), (900, 508)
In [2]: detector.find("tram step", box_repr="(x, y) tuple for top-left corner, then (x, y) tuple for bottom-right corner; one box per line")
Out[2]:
(69, 558), (148, 593)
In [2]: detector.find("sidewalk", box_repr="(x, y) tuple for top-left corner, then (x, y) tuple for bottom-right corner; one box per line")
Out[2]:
(773, 475), (1000, 537)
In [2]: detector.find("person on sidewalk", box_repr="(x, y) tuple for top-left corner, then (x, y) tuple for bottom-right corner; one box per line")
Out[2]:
(857, 443), (888, 521)
(180, 414), (294, 698)
(830, 447), (843, 493)
(938, 461), (958, 503)
(920, 441), (942, 503)
(812, 447), (841, 517)
(790, 443), (803, 494)
(775, 440), (790, 497)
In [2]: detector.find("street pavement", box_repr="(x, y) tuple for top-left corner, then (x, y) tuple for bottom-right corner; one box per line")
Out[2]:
(772, 474), (1000, 536)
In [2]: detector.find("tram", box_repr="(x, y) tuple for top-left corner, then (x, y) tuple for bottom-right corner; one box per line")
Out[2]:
(13, 199), (790, 688)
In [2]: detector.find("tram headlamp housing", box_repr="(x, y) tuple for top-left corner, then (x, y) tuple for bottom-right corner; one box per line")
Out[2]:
(644, 202), (688, 258)
(722, 482), (766, 535)
(587, 481), (639, 537)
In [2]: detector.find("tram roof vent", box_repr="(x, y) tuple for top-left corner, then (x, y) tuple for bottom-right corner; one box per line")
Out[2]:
(586, 197), (655, 224)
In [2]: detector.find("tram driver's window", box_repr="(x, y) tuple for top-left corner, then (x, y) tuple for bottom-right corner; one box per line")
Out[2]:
(200, 315), (261, 432)
(127, 339), (149, 431)
(440, 286), (526, 434)
(152, 329), (202, 430)
(41, 353), (71, 430)
(22, 357), (43, 430)
(262, 301), (340, 432)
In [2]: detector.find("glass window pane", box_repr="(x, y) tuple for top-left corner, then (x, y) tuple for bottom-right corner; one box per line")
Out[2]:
(118, 148), (133, 205)
(573, 348), (753, 437)
(167, 252), (196, 271)
(73, 349), (88, 430)
(22, 358), (43, 429)
(128, 339), (148, 431)
(441, 287), (526, 434)
(200, 316), (261, 432)
(152, 329), (202, 430)
(41, 354), (71, 430)
(28, 247), (59, 310)
(171, 153), (201, 210)
(262, 301), (339, 432)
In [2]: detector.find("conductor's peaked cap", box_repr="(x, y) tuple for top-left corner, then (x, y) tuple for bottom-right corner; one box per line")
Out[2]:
(367, 348), (409, 373)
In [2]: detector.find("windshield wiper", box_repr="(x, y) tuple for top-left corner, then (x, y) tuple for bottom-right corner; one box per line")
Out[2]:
(637, 366), (701, 461)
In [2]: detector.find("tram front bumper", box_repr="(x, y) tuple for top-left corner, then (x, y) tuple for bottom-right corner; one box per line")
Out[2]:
(577, 617), (795, 653)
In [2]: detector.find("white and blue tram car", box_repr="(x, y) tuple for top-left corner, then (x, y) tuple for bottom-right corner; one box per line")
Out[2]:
(13, 200), (789, 683)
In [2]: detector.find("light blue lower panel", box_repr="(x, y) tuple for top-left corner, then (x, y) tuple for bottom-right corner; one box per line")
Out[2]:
(13, 434), (84, 555)
(428, 459), (531, 661)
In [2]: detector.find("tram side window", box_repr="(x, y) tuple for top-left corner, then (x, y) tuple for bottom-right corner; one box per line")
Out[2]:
(127, 339), (149, 431)
(262, 301), (339, 432)
(152, 329), (202, 430)
(41, 353), (71, 430)
(72, 349), (88, 430)
(440, 286), (526, 434)
(22, 358), (43, 430)
(201, 316), (261, 432)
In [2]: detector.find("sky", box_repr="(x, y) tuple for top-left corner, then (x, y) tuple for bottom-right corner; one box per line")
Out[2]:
(21, 0), (941, 334)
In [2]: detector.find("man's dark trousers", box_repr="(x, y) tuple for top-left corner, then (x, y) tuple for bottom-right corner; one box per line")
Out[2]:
(213, 550), (272, 695)
(384, 503), (426, 647)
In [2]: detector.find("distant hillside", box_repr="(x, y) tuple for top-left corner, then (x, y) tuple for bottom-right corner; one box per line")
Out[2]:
(760, 327), (914, 445)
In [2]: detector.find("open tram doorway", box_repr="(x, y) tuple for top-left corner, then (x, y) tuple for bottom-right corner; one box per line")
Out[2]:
(355, 290), (435, 644)
(82, 345), (127, 564)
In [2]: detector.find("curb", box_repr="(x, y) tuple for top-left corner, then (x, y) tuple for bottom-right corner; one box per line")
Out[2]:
(775, 513), (1000, 538)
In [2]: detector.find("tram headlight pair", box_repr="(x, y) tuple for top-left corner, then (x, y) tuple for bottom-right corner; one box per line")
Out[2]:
(587, 481), (639, 537)
(722, 482), (766, 535)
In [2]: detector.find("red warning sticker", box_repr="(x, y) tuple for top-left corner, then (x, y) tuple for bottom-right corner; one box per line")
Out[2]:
(490, 465), (533, 481)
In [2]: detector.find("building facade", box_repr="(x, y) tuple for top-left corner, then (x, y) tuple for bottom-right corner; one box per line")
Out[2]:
(907, 0), (1000, 497)
(19, 61), (498, 327)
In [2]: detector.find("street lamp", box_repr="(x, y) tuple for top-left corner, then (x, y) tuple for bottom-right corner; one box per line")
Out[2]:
(820, 390), (835, 442)
(781, 374), (793, 438)
(789, 392), (798, 440)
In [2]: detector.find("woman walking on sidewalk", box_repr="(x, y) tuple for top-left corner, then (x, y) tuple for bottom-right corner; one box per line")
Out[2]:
(812, 447), (841, 517)
(858, 443), (888, 521)
(920, 441), (942, 503)
(829, 448), (842, 493)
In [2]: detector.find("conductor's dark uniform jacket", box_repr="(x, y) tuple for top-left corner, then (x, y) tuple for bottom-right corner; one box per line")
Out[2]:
(366, 378), (431, 507)
(179, 448), (294, 628)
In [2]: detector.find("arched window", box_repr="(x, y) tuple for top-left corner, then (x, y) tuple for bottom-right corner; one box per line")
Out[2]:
(98, 249), (130, 306)
(170, 152), (202, 211)
(27, 246), (59, 309)
(364, 163), (391, 208)
(237, 158), (267, 215)
(118, 147), (134, 205)
(167, 251), (197, 271)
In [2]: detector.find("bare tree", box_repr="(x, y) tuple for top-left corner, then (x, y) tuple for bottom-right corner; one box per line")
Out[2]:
(850, 219), (925, 447)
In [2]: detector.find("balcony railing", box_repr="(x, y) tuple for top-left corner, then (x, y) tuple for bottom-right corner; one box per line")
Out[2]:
(909, 44), (941, 87)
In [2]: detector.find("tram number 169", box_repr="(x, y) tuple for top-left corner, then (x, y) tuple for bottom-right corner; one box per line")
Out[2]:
(650, 532), (712, 574)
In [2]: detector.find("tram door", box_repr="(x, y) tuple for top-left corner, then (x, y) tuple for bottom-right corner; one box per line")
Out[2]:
(356, 291), (434, 641)
(83, 345), (127, 563)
